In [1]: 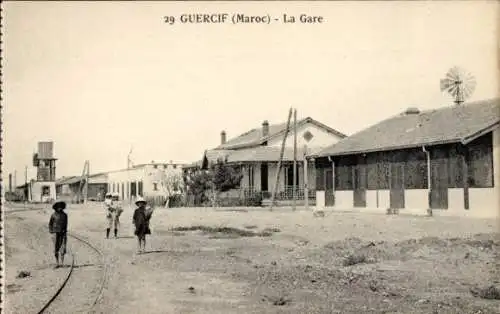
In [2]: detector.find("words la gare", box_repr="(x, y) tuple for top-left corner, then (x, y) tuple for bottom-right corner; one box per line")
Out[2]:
(284, 14), (324, 24)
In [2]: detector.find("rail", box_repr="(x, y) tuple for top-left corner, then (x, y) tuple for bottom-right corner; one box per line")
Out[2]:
(4, 209), (107, 314)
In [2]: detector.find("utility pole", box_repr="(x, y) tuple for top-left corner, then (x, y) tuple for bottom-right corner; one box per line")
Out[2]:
(25, 166), (28, 204)
(292, 109), (297, 211)
(270, 108), (293, 211)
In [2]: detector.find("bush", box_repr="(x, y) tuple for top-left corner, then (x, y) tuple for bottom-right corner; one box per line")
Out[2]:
(343, 254), (368, 266)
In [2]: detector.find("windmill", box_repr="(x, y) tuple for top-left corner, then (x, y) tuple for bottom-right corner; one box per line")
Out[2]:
(440, 66), (476, 105)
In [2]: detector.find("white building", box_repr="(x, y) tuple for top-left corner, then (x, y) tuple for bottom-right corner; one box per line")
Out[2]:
(105, 162), (185, 205)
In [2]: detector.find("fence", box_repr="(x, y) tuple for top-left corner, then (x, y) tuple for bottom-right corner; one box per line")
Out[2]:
(242, 187), (316, 201)
(144, 194), (184, 208)
(183, 187), (316, 208)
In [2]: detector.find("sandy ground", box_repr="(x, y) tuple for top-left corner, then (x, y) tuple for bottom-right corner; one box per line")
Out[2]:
(4, 203), (500, 314)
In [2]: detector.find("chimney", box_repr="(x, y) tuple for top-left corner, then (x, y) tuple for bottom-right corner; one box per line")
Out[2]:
(403, 107), (420, 115)
(262, 120), (269, 137)
(220, 130), (226, 145)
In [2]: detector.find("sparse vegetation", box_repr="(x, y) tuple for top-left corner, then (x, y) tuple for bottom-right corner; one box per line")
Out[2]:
(343, 253), (369, 266)
(470, 285), (500, 300)
(16, 271), (31, 279)
(170, 225), (278, 238)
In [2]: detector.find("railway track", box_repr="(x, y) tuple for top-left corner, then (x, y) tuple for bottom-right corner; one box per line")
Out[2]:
(5, 208), (108, 314)
(35, 232), (108, 314)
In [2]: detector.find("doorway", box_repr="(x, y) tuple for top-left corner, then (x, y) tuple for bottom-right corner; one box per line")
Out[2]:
(260, 163), (268, 192)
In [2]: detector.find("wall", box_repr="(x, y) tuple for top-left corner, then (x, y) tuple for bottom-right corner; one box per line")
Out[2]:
(107, 167), (145, 202)
(267, 122), (343, 150)
(106, 164), (184, 202)
(30, 181), (56, 203)
(315, 128), (500, 218)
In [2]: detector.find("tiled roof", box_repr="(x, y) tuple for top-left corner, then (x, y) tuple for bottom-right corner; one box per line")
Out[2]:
(56, 173), (108, 186)
(56, 176), (79, 185)
(216, 117), (346, 150)
(227, 146), (324, 163)
(313, 98), (500, 157)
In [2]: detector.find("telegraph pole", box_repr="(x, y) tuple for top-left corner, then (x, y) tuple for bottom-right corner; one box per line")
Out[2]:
(270, 108), (293, 211)
(292, 109), (297, 211)
(25, 166), (28, 204)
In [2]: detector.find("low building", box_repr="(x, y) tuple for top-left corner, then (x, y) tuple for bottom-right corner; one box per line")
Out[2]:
(105, 162), (185, 206)
(311, 98), (500, 218)
(56, 173), (108, 202)
(186, 117), (347, 206)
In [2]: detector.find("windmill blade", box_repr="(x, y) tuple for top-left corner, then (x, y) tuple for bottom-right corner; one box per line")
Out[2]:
(461, 72), (476, 101)
(440, 79), (450, 91)
(440, 78), (457, 92)
(448, 83), (459, 98)
(446, 67), (462, 80)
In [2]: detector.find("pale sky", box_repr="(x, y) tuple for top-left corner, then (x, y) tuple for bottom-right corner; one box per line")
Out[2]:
(3, 1), (499, 184)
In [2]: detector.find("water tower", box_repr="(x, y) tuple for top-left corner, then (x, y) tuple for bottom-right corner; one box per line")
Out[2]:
(31, 141), (57, 203)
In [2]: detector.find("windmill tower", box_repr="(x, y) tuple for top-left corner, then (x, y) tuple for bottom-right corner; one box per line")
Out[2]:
(440, 66), (476, 105)
(32, 141), (57, 203)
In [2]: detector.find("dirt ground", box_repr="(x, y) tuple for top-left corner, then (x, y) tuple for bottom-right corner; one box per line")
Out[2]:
(4, 203), (500, 314)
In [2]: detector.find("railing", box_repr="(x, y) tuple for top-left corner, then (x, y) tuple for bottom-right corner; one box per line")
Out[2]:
(241, 187), (316, 201)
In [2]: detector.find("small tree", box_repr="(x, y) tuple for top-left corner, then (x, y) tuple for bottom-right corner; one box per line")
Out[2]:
(211, 159), (243, 206)
(184, 159), (243, 207)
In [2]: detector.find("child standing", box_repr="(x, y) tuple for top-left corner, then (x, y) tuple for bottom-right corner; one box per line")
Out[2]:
(104, 193), (113, 239)
(132, 197), (152, 254)
(110, 193), (123, 238)
(49, 200), (68, 268)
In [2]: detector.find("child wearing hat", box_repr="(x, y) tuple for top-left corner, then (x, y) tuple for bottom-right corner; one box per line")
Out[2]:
(132, 197), (152, 254)
(49, 200), (68, 268)
(105, 193), (123, 239)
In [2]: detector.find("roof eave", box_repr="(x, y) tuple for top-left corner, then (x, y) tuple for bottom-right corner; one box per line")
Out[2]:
(312, 139), (465, 158)
(461, 121), (500, 145)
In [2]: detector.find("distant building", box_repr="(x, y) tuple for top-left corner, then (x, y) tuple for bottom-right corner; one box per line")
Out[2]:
(186, 117), (347, 206)
(105, 162), (185, 205)
(311, 98), (500, 218)
(56, 173), (108, 202)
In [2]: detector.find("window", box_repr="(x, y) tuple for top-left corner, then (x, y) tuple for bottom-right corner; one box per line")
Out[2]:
(153, 164), (158, 169)
(153, 183), (158, 191)
(467, 133), (494, 188)
(285, 165), (299, 188)
(173, 164), (177, 169)
(448, 145), (464, 188)
(335, 157), (353, 190)
(131, 182), (137, 197)
(366, 153), (379, 190)
(377, 153), (390, 189)
(405, 149), (428, 189)
(42, 186), (50, 196)
(138, 181), (144, 196)
(315, 167), (325, 190)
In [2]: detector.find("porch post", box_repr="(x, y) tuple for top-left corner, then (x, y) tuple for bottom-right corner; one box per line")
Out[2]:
(332, 158), (335, 205)
(304, 145), (309, 211)
(462, 146), (470, 210)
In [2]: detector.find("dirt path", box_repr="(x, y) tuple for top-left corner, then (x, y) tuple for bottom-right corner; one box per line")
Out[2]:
(5, 205), (500, 313)
(4, 212), (71, 314)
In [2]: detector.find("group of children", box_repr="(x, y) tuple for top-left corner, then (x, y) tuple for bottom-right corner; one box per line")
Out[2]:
(48, 194), (154, 268)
